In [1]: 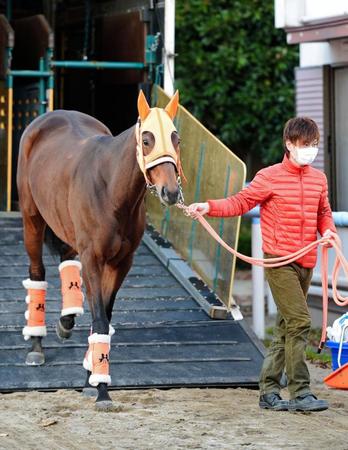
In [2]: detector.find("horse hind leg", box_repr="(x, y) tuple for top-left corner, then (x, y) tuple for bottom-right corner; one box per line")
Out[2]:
(22, 212), (47, 366)
(51, 237), (82, 340)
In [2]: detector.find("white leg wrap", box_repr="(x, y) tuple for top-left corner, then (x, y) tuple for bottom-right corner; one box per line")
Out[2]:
(89, 374), (111, 386)
(22, 279), (48, 290)
(61, 303), (84, 317)
(22, 325), (47, 340)
(88, 333), (111, 345)
(58, 260), (82, 271)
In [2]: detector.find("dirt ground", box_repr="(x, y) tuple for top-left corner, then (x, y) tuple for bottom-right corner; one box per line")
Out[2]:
(0, 364), (347, 450)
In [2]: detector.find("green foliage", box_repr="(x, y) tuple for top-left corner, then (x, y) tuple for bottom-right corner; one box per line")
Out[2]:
(175, 0), (299, 165)
(305, 347), (331, 368)
(266, 326), (274, 336)
(236, 219), (251, 269)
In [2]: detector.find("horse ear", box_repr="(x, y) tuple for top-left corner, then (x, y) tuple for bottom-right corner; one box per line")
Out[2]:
(165, 90), (179, 120)
(137, 90), (151, 121)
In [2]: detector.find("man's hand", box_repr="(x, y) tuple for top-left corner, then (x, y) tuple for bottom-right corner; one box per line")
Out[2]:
(187, 202), (210, 219)
(321, 229), (339, 247)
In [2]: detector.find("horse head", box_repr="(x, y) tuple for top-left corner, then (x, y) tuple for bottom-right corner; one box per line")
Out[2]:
(136, 90), (184, 206)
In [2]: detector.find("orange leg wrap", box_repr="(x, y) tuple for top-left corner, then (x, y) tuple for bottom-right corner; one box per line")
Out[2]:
(83, 334), (111, 386)
(22, 279), (48, 341)
(59, 261), (84, 317)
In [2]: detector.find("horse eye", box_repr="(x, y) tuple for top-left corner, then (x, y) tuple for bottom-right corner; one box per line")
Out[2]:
(143, 140), (149, 146)
(173, 133), (180, 145)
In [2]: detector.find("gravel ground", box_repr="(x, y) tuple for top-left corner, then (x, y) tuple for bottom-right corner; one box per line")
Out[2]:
(0, 363), (346, 450)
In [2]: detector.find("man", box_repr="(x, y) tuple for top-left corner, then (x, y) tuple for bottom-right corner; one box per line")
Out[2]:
(188, 117), (337, 412)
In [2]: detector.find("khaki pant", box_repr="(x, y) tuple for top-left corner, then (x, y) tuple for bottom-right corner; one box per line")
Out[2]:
(259, 257), (313, 399)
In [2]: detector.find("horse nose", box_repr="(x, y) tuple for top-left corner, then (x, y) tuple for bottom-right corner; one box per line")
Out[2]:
(161, 186), (179, 205)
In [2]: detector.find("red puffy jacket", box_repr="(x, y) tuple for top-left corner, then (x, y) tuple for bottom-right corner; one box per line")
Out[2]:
(207, 155), (336, 268)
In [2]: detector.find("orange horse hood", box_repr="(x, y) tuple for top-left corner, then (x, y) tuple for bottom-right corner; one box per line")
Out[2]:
(136, 90), (182, 183)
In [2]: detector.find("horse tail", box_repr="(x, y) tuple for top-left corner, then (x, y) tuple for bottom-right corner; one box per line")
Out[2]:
(44, 227), (76, 261)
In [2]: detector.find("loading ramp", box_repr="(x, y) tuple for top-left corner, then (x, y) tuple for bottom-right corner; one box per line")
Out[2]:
(0, 214), (264, 391)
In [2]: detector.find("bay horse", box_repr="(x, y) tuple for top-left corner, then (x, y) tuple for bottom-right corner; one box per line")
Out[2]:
(17, 90), (183, 409)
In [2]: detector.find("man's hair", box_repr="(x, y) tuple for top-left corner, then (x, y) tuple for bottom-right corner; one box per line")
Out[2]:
(283, 117), (320, 155)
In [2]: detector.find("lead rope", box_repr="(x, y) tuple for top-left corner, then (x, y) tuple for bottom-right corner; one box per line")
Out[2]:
(176, 202), (348, 352)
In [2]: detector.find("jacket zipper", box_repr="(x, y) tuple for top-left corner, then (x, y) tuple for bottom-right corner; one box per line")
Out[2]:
(300, 171), (304, 254)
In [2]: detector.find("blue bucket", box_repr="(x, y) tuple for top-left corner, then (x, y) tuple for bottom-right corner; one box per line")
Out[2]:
(326, 340), (348, 371)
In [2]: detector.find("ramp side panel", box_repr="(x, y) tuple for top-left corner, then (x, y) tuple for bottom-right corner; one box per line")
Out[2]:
(146, 86), (246, 309)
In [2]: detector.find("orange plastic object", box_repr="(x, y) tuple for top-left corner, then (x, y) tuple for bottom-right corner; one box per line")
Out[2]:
(324, 363), (348, 389)
(59, 261), (84, 316)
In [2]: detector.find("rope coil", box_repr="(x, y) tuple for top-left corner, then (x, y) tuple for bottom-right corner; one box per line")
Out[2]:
(176, 203), (348, 352)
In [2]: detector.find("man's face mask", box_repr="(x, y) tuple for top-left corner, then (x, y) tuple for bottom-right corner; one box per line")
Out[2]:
(291, 146), (318, 166)
(287, 141), (319, 166)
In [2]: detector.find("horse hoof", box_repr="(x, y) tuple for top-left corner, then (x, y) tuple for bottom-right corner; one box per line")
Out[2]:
(26, 351), (45, 366)
(82, 387), (98, 398)
(95, 400), (114, 411)
(56, 320), (72, 340)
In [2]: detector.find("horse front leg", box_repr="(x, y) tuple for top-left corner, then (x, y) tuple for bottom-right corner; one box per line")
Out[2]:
(90, 300), (112, 409)
(82, 294), (116, 399)
(81, 257), (115, 410)
(82, 254), (134, 410)
(95, 256), (134, 407)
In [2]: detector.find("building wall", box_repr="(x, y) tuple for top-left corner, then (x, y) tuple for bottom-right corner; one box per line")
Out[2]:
(295, 67), (327, 172)
(300, 40), (348, 67)
(275, 0), (348, 28)
(275, 0), (348, 314)
(297, 39), (348, 203)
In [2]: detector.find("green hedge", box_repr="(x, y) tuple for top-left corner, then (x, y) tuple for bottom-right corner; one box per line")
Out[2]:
(175, 0), (299, 165)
